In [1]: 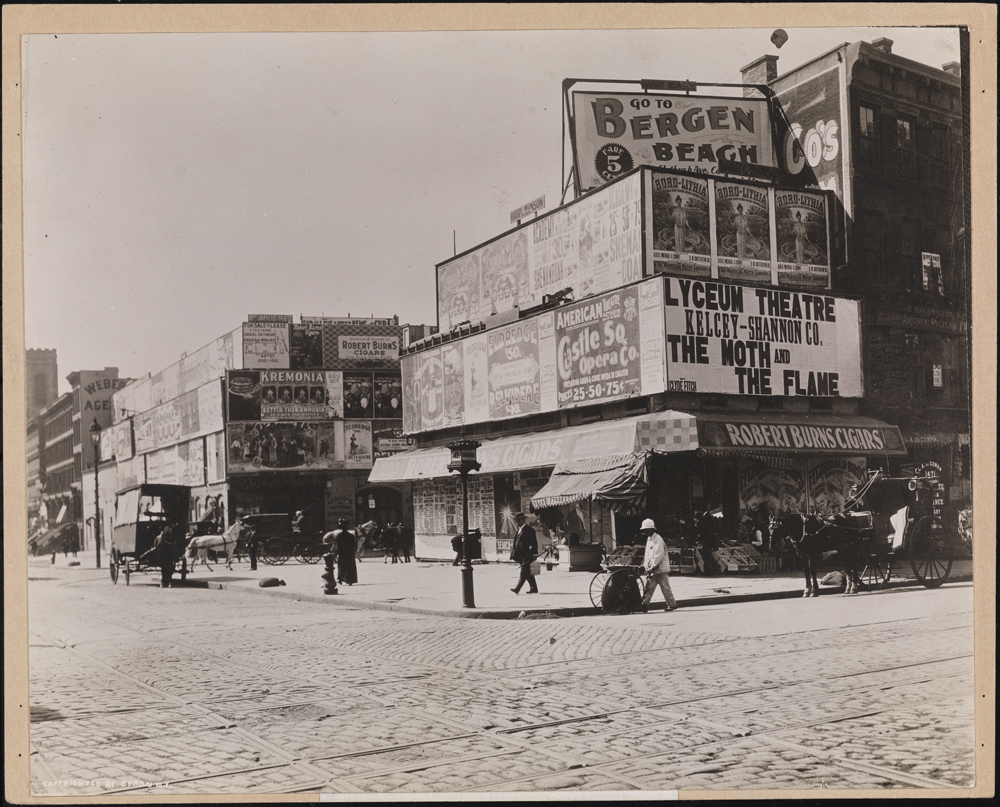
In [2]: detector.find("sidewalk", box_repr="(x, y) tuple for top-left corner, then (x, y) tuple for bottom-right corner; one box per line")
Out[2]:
(30, 551), (974, 619)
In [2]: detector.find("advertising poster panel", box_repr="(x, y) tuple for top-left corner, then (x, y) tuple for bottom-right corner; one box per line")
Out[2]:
(462, 333), (489, 425)
(555, 285), (643, 409)
(715, 180), (773, 284)
(177, 439), (205, 487)
(180, 332), (234, 395)
(372, 371), (403, 420)
(242, 320), (291, 369)
(227, 371), (261, 421)
(338, 335), (399, 361)
(344, 420), (374, 468)
(437, 251), (481, 333)
(662, 277), (862, 397)
(774, 62), (846, 205)
(572, 92), (773, 191)
(116, 454), (145, 490)
(401, 352), (421, 434)
(197, 381), (224, 435)
(537, 312), (558, 412)
(290, 323), (324, 369)
(487, 320), (541, 420)
(260, 370), (328, 420)
(571, 174), (644, 297)
(227, 421), (342, 473)
(114, 420), (133, 460)
(480, 230), (530, 319)
(806, 457), (867, 516)
(921, 252), (945, 295)
(206, 431), (226, 484)
(441, 343), (465, 427)
(775, 190), (830, 289)
(638, 277), (667, 395)
(343, 372), (374, 419)
(650, 171), (712, 277)
(373, 420), (412, 459)
(417, 348), (444, 431)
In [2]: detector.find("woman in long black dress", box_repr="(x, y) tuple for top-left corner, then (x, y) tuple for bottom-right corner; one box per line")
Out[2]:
(334, 519), (359, 585)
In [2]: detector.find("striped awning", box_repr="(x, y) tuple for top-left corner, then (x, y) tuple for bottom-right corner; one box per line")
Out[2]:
(530, 453), (648, 512)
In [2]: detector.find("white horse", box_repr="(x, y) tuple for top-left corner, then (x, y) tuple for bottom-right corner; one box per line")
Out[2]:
(356, 520), (381, 562)
(185, 531), (239, 571)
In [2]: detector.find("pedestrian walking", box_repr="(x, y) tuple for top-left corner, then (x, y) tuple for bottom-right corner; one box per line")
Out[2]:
(639, 518), (677, 612)
(62, 535), (70, 558)
(451, 533), (464, 566)
(330, 519), (358, 585)
(143, 520), (180, 588)
(382, 523), (400, 564)
(398, 523), (412, 562)
(509, 511), (539, 594)
(242, 519), (259, 571)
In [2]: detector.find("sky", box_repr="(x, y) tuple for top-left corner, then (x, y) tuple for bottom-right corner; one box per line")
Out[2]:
(21, 26), (961, 394)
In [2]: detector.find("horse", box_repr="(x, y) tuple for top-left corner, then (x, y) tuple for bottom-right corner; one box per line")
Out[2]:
(356, 520), (382, 561)
(770, 513), (866, 597)
(185, 533), (238, 572)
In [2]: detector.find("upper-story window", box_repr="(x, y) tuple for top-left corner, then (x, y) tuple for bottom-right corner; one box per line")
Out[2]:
(858, 105), (880, 172)
(896, 116), (916, 179)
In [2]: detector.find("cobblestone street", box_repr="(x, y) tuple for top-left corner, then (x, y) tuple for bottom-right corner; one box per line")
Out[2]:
(25, 566), (976, 797)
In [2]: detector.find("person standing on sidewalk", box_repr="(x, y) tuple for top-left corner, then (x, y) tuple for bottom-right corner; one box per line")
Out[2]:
(383, 523), (399, 564)
(333, 519), (358, 585)
(398, 523), (412, 562)
(143, 520), (180, 588)
(451, 533), (464, 566)
(639, 518), (677, 612)
(510, 512), (539, 594)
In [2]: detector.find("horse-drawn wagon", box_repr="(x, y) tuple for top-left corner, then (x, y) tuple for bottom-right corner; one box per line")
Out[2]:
(109, 483), (191, 585)
(772, 469), (960, 597)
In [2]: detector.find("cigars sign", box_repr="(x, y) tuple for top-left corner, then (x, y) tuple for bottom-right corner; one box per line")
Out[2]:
(698, 418), (906, 455)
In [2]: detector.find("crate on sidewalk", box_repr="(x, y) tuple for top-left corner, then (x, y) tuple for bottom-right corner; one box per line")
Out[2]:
(757, 556), (777, 573)
(666, 546), (696, 575)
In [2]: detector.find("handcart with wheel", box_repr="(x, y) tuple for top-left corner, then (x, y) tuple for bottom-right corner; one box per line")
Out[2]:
(589, 545), (649, 614)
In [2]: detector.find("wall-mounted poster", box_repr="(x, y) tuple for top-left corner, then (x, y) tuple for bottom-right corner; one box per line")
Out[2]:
(807, 457), (867, 516)
(372, 371), (403, 420)
(242, 320), (291, 369)
(227, 421), (343, 473)
(114, 420), (133, 460)
(487, 320), (541, 420)
(715, 180), (772, 284)
(401, 352), (421, 434)
(343, 372), (374, 419)
(739, 461), (808, 520)
(260, 370), (328, 420)
(480, 230), (530, 319)
(177, 439), (205, 487)
(775, 190), (830, 289)
(437, 251), (481, 333)
(650, 172), (711, 278)
(441, 343), (465, 427)
(344, 420), (374, 468)
(417, 348), (444, 430)
(373, 420), (412, 459)
(290, 323), (324, 369)
(555, 285), (643, 408)
(463, 333), (489, 425)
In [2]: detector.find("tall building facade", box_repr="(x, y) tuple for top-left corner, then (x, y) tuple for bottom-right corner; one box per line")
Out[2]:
(25, 348), (59, 421)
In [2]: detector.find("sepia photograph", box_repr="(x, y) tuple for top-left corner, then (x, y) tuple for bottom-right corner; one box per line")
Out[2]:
(4, 5), (995, 801)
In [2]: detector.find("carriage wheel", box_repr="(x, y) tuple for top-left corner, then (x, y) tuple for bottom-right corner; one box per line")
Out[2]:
(602, 569), (645, 615)
(260, 538), (290, 566)
(589, 571), (609, 609)
(294, 543), (323, 565)
(909, 516), (952, 589)
(859, 554), (889, 591)
(110, 551), (120, 585)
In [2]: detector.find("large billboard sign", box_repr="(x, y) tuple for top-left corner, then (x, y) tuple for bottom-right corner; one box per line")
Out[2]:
(661, 277), (862, 397)
(243, 320), (291, 369)
(436, 172), (643, 332)
(227, 370), (346, 421)
(572, 92), (774, 192)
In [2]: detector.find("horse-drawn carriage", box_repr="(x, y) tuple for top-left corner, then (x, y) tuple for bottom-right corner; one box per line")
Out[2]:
(771, 469), (959, 597)
(109, 483), (191, 585)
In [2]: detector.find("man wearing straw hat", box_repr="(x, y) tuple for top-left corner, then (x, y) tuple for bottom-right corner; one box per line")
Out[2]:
(509, 512), (539, 594)
(639, 518), (677, 613)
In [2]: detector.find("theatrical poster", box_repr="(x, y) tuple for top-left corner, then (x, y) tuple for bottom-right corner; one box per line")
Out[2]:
(775, 189), (830, 289)
(487, 319), (541, 420)
(437, 250), (481, 332)
(290, 323), (324, 369)
(715, 180), (772, 284)
(650, 171), (712, 278)
(373, 371), (403, 420)
(372, 420), (411, 459)
(227, 421), (342, 473)
(344, 420), (374, 469)
(343, 372), (374, 419)
(441, 342), (465, 427)
(480, 230), (530, 319)
(418, 348), (444, 431)
(806, 457), (868, 516)
(462, 333), (489, 425)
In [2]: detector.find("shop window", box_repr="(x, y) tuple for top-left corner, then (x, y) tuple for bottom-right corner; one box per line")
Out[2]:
(896, 117), (916, 179)
(858, 104), (880, 171)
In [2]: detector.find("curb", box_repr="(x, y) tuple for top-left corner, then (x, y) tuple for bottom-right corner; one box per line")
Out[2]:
(201, 574), (972, 620)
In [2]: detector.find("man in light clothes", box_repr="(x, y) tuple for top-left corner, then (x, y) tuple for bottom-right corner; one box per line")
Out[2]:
(640, 518), (677, 612)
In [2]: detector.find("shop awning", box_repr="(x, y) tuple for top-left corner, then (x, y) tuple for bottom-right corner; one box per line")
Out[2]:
(530, 453), (649, 511)
(693, 412), (908, 457)
(367, 410), (697, 483)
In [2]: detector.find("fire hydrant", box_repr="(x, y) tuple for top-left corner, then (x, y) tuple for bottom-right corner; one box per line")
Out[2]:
(322, 549), (338, 595)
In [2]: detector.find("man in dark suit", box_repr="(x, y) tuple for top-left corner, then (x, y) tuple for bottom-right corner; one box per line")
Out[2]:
(509, 511), (539, 594)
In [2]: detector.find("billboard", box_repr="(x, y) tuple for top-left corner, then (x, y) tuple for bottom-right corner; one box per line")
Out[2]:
(290, 323), (324, 369)
(227, 421), (343, 473)
(133, 381), (223, 454)
(714, 180), (772, 284)
(650, 172), (711, 278)
(243, 320), (291, 369)
(572, 92), (774, 192)
(662, 276), (862, 397)
(230, 370), (347, 421)
(436, 172), (643, 332)
(487, 320), (541, 420)
(338, 335), (399, 361)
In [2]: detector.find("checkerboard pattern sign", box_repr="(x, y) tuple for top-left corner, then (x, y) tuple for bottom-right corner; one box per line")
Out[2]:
(635, 415), (699, 453)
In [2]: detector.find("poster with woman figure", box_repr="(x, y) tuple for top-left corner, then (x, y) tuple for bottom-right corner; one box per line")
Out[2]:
(650, 172), (711, 278)
(715, 180), (772, 284)
(775, 190), (830, 289)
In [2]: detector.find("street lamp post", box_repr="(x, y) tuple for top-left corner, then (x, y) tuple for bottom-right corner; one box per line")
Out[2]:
(447, 439), (481, 609)
(89, 418), (102, 569)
